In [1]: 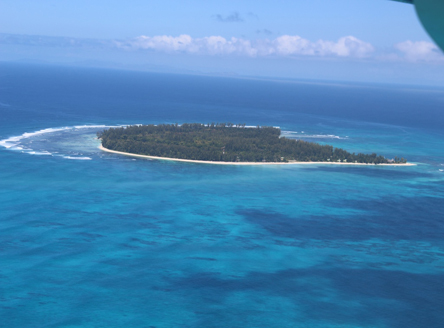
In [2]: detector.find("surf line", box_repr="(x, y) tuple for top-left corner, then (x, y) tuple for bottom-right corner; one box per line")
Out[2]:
(0, 124), (127, 150)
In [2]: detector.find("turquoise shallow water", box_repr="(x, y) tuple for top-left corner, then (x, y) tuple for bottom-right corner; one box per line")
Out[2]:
(1, 63), (444, 327)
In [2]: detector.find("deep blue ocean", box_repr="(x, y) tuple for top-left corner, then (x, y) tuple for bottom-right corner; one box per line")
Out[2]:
(1, 63), (444, 328)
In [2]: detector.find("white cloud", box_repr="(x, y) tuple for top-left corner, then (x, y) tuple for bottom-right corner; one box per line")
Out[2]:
(272, 35), (374, 57)
(118, 34), (374, 58)
(395, 40), (444, 62)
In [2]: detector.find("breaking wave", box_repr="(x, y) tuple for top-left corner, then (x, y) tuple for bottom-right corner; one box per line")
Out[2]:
(63, 156), (93, 160)
(280, 131), (348, 140)
(0, 125), (117, 160)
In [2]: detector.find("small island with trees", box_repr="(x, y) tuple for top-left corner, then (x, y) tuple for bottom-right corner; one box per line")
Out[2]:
(98, 123), (410, 165)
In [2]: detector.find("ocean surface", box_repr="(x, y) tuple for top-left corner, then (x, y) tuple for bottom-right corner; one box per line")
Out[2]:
(1, 63), (443, 328)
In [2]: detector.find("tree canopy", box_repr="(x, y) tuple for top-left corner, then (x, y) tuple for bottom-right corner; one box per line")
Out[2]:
(98, 123), (407, 164)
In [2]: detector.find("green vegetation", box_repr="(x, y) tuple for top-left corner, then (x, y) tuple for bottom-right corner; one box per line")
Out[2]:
(98, 123), (407, 164)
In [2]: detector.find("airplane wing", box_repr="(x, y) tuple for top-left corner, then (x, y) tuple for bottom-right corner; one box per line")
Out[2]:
(392, 0), (444, 51)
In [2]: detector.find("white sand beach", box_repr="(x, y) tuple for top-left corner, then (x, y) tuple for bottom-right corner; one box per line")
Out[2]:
(99, 145), (416, 166)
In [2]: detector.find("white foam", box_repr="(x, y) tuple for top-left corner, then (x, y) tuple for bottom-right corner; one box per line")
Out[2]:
(63, 156), (92, 160)
(0, 124), (120, 161)
(73, 124), (112, 129)
(28, 151), (53, 156)
(0, 127), (72, 149)
(0, 139), (18, 148)
(0, 125), (118, 150)
(300, 134), (342, 139)
(281, 131), (346, 139)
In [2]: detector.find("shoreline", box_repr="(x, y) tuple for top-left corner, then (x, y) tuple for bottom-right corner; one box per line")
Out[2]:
(99, 145), (416, 166)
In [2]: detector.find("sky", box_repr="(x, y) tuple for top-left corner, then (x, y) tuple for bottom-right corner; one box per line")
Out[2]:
(1, 0), (444, 86)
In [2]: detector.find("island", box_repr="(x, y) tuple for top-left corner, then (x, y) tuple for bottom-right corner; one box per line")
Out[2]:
(98, 123), (410, 165)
